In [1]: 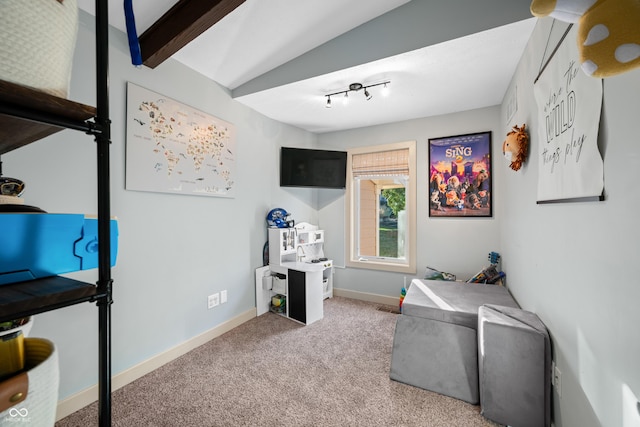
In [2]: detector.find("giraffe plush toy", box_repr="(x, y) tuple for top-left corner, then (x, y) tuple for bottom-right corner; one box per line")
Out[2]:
(530, 0), (640, 78)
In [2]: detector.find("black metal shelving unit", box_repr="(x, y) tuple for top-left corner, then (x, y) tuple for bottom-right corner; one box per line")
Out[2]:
(0, 1), (113, 425)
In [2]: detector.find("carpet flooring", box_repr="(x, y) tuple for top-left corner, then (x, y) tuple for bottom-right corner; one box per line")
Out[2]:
(56, 296), (500, 426)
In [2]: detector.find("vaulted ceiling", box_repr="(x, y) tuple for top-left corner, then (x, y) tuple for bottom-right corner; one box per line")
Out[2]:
(78, 0), (537, 133)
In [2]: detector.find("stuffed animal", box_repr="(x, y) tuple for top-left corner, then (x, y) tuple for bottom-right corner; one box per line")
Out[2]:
(530, 0), (640, 77)
(502, 124), (529, 171)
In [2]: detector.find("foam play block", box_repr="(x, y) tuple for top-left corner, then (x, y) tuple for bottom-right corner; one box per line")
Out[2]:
(0, 213), (118, 285)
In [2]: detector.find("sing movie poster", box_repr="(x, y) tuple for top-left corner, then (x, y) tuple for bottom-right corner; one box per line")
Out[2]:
(428, 131), (492, 217)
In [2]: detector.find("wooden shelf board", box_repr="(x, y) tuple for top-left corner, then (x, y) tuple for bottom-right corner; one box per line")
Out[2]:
(0, 276), (100, 322)
(0, 80), (96, 155)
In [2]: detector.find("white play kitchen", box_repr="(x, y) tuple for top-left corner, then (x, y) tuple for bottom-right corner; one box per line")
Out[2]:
(256, 223), (333, 325)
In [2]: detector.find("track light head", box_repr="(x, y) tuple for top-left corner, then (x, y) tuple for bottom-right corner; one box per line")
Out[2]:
(326, 96), (331, 108)
(364, 88), (372, 100)
(381, 82), (390, 97)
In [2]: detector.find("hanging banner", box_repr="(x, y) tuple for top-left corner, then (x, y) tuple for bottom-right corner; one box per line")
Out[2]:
(534, 25), (603, 202)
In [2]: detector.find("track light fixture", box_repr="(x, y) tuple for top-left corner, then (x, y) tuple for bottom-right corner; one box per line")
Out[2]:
(324, 81), (390, 106)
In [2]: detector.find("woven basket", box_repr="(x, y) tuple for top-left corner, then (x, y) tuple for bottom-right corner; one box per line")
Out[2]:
(0, 338), (59, 426)
(0, 0), (78, 98)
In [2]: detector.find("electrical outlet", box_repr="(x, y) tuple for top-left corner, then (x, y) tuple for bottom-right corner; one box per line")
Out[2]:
(554, 365), (562, 398)
(208, 293), (219, 309)
(221, 290), (227, 304)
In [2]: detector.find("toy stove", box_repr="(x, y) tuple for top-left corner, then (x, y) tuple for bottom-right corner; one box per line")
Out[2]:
(306, 257), (333, 269)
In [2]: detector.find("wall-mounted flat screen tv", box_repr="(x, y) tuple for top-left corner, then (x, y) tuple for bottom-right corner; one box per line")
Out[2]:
(280, 147), (347, 189)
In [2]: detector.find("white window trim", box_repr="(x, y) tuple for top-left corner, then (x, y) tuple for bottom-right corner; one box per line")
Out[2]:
(345, 140), (416, 274)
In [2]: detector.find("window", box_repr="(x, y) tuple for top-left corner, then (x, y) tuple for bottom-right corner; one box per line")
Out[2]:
(346, 141), (416, 273)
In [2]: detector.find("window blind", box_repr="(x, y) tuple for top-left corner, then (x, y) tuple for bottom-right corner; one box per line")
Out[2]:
(352, 148), (409, 177)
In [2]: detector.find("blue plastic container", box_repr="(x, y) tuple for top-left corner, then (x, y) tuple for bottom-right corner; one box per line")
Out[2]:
(0, 213), (118, 285)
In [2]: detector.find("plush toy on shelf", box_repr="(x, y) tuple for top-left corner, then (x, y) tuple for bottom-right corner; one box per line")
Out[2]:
(530, 0), (640, 78)
(502, 124), (529, 171)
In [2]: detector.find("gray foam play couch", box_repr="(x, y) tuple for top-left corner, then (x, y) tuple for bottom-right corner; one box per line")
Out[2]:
(389, 279), (519, 404)
(390, 279), (551, 427)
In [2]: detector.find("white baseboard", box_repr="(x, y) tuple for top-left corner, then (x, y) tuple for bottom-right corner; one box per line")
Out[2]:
(333, 287), (399, 307)
(56, 308), (256, 421)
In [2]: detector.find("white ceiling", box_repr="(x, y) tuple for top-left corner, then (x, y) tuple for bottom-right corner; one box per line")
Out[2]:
(78, 0), (537, 133)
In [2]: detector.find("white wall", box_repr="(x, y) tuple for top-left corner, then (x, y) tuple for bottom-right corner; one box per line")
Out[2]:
(317, 107), (504, 297)
(2, 12), (319, 400)
(499, 18), (640, 427)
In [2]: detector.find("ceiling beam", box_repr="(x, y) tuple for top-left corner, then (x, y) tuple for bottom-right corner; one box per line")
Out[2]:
(232, 0), (533, 98)
(139, 0), (246, 69)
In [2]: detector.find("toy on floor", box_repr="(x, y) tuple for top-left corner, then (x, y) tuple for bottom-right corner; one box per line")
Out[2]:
(530, 0), (640, 77)
(468, 252), (506, 285)
(488, 251), (501, 266)
(502, 124), (529, 171)
(424, 266), (456, 281)
(270, 294), (286, 314)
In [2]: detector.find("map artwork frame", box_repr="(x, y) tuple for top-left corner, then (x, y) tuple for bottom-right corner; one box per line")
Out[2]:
(428, 131), (492, 218)
(125, 82), (236, 198)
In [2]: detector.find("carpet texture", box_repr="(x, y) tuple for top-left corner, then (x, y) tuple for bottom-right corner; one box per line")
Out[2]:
(56, 297), (500, 426)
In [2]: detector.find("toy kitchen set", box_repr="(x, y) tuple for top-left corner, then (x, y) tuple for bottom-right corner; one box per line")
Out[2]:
(256, 222), (333, 325)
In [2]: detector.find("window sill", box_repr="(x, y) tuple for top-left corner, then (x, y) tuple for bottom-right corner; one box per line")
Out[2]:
(345, 258), (416, 274)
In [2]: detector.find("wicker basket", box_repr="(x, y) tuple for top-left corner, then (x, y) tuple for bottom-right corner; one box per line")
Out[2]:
(0, 338), (59, 426)
(0, 0), (78, 98)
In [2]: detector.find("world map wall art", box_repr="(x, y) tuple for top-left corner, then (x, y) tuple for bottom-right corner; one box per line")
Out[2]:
(125, 82), (236, 198)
